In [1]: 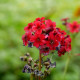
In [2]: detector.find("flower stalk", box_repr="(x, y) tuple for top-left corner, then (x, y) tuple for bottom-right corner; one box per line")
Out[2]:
(39, 53), (41, 80)
(63, 55), (70, 79)
(63, 34), (76, 79)
(30, 74), (33, 80)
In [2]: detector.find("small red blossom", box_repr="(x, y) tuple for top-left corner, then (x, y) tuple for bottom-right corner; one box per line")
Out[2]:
(58, 35), (71, 56)
(61, 18), (80, 33)
(34, 17), (45, 23)
(24, 23), (33, 32)
(39, 45), (50, 55)
(30, 32), (45, 48)
(67, 21), (80, 33)
(61, 18), (69, 26)
(64, 35), (71, 52)
(61, 18), (69, 21)
(32, 21), (45, 33)
(51, 30), (61, 41)
(22, 32), (31, 46)
(45, 20), (56, 33)
(58, 46), (66, 56)
(45, 20), (56, 28)
(46, 32), (59, 50)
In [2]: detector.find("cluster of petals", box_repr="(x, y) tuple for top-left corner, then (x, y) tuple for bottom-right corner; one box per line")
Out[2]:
(22, 17), (71, 56)
(67, 21), (80, 33)
(61, 18), (80, 33)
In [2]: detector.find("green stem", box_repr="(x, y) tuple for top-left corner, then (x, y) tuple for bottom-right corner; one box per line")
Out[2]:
(63, 34), (77, 79)
(30, 74), (33, 80)
(35, 75), (38, 80)
(63, 55), (70, 79)
(39, 53), (41, 80)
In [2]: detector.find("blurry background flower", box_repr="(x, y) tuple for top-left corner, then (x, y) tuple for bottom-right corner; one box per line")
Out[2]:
(0, 0), (80, 80)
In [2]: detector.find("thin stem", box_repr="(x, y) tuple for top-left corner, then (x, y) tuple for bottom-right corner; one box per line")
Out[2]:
(39, 53), (41, 71)
(30, 74), (33, 80)
(39, 53), (41, 80)
(63, 34), (76, 79)
(63, 55), (70, 79)
(35, 75), (38, 80)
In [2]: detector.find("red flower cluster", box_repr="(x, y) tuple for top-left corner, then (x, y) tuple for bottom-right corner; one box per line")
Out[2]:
(22, 17), (71, 56)
(61, 18), (80, 33)
(67, 21), (80, 33)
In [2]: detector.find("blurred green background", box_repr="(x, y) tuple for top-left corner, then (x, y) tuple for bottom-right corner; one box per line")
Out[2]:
(0, 0), (80, 80)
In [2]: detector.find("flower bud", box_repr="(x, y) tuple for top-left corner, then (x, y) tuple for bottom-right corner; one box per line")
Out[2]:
(20, 56), (27, 61)
(50, 62), (56, 68)
(20, 57), (24, 61)
(28, 57), (33, 62)
(28, 41), (33, 48)
(46, 66), (50, 70)
(31, 68), (34, 73)
(44, 70), (50, 76)
(34, 70), (39, 75)
(25, 53), (30, 57)
(44, 62), (50, 66)
(34, 63), (38, 67)
(35, 59), (39, 63)
(41, 65), (42, 68)
(22, 69), (26, 73)
(28, 62), (31, 66)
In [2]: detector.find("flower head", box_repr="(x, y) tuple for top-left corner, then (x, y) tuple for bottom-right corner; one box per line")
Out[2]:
(61, 18), (80, 33)
(22, 17), (71, 56)
(30, 32), (45, 48)
(67, 21), (80, 33)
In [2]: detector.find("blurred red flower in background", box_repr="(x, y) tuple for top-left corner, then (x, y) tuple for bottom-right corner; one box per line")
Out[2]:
(67, 21), (80, 33)
(61, 18), (80, 33)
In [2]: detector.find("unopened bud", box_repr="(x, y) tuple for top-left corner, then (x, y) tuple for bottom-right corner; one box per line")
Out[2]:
(41, 65), (42, 68)
(22, 69), (26, 73)
(20, 56), (27, 61)
(44, 62), (50, 66)
(20, 57), (24, 61)
(44, 70), (50, 76)
(25, 53), (30, 57)
(28, 62), (31, 66)
(34, 63), (38, 67)
(28, 57), (32, 62)
(46, 66), (50, 70)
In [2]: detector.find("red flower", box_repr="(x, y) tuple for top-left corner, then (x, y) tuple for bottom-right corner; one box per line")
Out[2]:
(64, 35), (71, 52)
(61, 17), (69, 26)
(32, 21), (45, 33)
(61, 18), (69, 21)
(45, 20), (56, 33)
(22, 32), (31, 46)
(45, 20), (56, 27)
(24, 23), (33, 32)
(58, 46), (66, 56)
(30, 32), (45, 48)
(56, 28), (66, 36)
(67, 21), (80, 33)
(46, 32), (59, 50)
(58, 35), (71, 56)
(52, 30), (62, 41)
(35, 17), (45, 22)
(39, 45), (50, 55)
